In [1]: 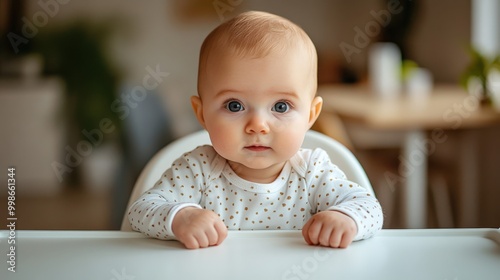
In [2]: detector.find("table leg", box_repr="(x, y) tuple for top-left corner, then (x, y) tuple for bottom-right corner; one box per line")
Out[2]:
(402, 130), (428, 228)
(458, 131), (478, 227)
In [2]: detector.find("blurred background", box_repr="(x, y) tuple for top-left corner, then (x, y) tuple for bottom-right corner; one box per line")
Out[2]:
(1, 0), (499, 230)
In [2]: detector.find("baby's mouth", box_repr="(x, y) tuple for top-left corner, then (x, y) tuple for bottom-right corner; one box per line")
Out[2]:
(244, 145), (271, 152)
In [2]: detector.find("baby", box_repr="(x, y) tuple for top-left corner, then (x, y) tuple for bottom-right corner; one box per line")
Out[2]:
(128, 11), (383, 249)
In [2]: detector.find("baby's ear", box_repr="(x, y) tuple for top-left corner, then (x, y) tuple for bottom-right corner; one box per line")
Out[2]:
(308, 96), (323, 128)
(191, 95), (206, 129)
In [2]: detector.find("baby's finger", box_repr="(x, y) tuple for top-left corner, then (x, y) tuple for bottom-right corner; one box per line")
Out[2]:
(338, 231), (355, 248)
(318, 225), (334, 247)
(214, 221), (228, 245)
(204, 227), (218, 246)
(182, 235), (200, 249)
(193, 232), (210, 248)
(305, 220), (323, 245)
(328, 229), (342, 248)
(302, 219), (313, 245)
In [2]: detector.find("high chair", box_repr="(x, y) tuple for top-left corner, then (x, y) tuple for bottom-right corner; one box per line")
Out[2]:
(121, 129), (375, 231)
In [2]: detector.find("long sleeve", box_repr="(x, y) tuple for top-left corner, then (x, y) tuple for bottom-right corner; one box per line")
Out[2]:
(127, 146), (217, 239)
(304, 149), (383, 241)
(128, 146), (383, 241)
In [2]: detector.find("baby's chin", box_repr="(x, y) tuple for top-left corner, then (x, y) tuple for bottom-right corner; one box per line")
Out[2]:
(227, 159), (287, 180)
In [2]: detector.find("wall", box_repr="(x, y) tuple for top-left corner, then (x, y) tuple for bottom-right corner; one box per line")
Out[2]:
(24, 0), (472, 138)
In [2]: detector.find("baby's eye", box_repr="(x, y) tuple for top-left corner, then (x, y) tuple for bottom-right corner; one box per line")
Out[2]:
(226, 100), (244, 112)
(272, 101), (290, 113)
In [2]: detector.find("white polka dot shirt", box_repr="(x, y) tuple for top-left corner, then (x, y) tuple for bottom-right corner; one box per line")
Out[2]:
(128, 145), (383, 241)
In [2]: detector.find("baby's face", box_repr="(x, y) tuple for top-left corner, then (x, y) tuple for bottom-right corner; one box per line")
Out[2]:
(194, 47), (322, 180)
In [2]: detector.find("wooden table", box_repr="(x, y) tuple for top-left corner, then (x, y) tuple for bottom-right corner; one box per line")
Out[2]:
(1, 229), (499, 279)
(319, 84), (500, 130)
(318, 84), (500, 228)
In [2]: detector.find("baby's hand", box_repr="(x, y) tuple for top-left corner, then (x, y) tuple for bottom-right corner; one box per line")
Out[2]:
(172, 207), (228, 249)
(302, 211), (357, 248)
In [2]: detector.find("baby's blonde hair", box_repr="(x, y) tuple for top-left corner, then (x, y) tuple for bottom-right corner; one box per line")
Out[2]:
(197, 11), (317, 94)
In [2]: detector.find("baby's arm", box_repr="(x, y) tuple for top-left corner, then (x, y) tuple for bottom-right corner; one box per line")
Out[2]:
(302, 210), (357, 248)
(172, 207), (227, 249)
(303, 149), (383, 248)
(128, 146), (227, 248)
(303, 182), (382, 248)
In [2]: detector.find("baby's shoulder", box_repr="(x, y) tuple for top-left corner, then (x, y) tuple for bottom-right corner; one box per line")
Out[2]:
(176, 145), (220, 165)
(294, 148), (331, 167)
(173, 145), (224, 174)
(180, 145), (218, 159)
(293, 148), (347, 181)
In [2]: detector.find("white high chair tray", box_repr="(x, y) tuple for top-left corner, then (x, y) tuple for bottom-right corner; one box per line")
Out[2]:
(1, 229), (499, 280)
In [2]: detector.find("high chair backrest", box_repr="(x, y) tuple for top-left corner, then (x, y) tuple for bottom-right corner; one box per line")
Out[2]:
(121, 130), (374, 231)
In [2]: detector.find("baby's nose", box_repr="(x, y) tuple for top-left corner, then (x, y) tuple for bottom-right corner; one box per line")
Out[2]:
(245, 112), (270, 134)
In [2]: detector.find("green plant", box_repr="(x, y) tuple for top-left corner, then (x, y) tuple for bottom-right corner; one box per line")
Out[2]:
(36, 22), (121, 132)
(460, 47), (500, 104)
(31, 21), (124, 184)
